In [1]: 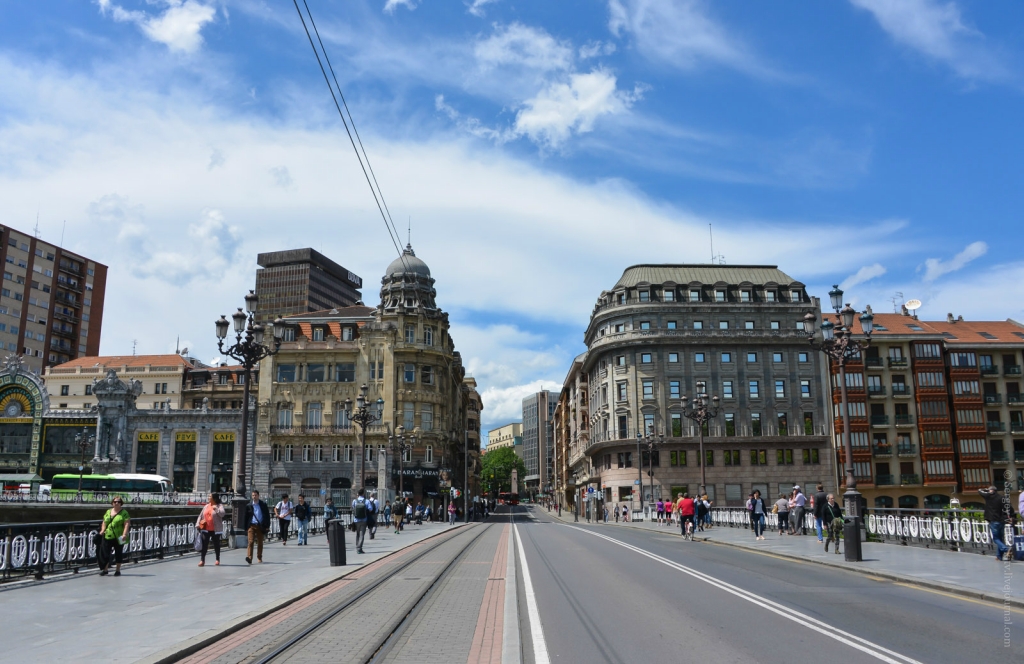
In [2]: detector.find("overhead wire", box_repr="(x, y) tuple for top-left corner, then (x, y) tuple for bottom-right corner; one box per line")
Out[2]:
(291, 0), (408, 270)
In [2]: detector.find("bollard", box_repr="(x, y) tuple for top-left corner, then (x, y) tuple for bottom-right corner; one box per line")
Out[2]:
(844, 517), (863, 562)
(327, 519), (346, 566)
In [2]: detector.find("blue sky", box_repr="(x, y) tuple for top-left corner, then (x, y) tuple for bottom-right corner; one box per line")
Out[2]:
(1, 1), (1023, 435)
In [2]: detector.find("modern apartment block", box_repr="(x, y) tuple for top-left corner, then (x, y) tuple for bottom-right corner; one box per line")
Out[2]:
(485, 422), (522, 455)
(560, 264), (836, 511)
(832, 312), (1024, 509)
(0, 224), (107, 373)
(254, 248), (363, 325)
(522, 391), (556, 499)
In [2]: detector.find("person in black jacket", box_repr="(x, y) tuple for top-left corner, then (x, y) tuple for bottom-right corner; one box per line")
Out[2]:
(822, 494), (844, 554)
(980, 486), (1014, 561)
(813, 484), (828, 543)
(244, 490), (271, 565)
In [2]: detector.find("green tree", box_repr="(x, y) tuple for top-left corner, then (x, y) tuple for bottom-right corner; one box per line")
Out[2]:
(481, 447), (527, 496)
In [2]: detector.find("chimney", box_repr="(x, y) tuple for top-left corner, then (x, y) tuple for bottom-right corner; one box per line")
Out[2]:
(957, 315), (964, 321)
(947, 313), (955, 323)
(901, 305), (909, 316)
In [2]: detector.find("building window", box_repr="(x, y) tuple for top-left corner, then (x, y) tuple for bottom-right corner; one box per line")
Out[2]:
(775, 380), (786, 398)
(798, 352), (808, 363)
(723, 381), (733, 398)
(668, 352), (679, 363)
(312, 327), (324, 341)
(276, 364), (296, 382)
(800, 380), (811, 397)
(751, 413), (762, 436)
(404, 364), (416, 383)
(307, 364), (325, 383)
(749, 381), (759, 398)
(616, 355), (626, 366)
(345, 445), (354, 462)
(721, 352), (732, 363)
(772, 352), (783, 363)
(671, 413), (682, 436)
(719, 320), (729, 330)
(614, 324), (625, 333)
(425, 445), (434, 463)
(667, 321), (677, 329)
(724, 450), (740, 465)
(60, 385), (69, 396)
(422, 404), (433, 431)
(693, 321), (703, 330)
(424, 327), (435, 346)
(914, 343), (942, 358)
(366, 445), (376, 462)
(314, 445), (323, 462)
(765, 290), (777, 302)
(283, 327), (296, 342)
(421, 365), (434, 385)
(277, 408), (293, 429)
(663, 290), (675, 302)
(740, 290), (751, 302)
(777, 413), (788, 435)
(404, 403), (415, 430)
(642, 381), (654, 399)
(669, 381), (680, 398)
(333, 444), (341, 462)
(617, 382), (628, 401)
(802, 449), (820, 464)
(747, 352), (757, 363)
(724, 413), (735, 436)
(307, 402), (322, 429)
(750, 449), (768, 465)
(695, 352), (706, 363)
(336, 408), (351, 428)
(715, 290), (726, 302)
(641, 353), (652, 363)
(273, 445), (282, 462)
(285, 445), (294, 462)
(639, 290), (650, 302)
(744, 321), (754, 330)
(405, 325), (416, 343)
(670, 450), (687, 467)
(689, 290), (700, 302)
(336, 363), (355, 382)
(301, 444), (312, 462)
(777, 449), (794, 465)
(639, 321), (651, 330)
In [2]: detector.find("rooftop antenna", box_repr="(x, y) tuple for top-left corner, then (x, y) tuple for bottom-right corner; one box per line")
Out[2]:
(132, 339), (138, 356)
(408, 216), (411, 246)
(175, 336), (179, 354)
(889, 291), (904, 314)
(708, 223), (725, 264)
(33, 211), (40, 239)
(60, 220), (66, 247)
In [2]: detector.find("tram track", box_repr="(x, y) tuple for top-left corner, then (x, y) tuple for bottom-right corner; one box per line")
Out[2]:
(171, 521), (493, 664)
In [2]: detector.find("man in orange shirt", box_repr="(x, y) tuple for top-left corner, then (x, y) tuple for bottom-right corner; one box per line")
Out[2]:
(677, 493), (696, 536)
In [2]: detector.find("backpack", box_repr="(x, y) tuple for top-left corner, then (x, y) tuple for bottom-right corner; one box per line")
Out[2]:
(353, 498), (367, 520)
(366, 499), (377, 515)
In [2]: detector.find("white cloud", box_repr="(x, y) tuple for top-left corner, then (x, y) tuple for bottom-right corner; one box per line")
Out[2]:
(608, 0), (776, 77)
(514, 69), (645, 148)
(849, 0), (1009, 82)
(269, 165), (294, 189)
(840, 263), (887, 290)
(474, 23), (574, 73)
(467, 0), (499, 18)
(383, 0), (418, 14)
(579, 40), (617, 60)
(921, 241), (987, 282)
(479, 380), (562, 432)
(97, 0), (217, 53)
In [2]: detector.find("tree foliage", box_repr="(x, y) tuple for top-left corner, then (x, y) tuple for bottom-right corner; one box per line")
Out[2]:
(480, 447), (527, 496)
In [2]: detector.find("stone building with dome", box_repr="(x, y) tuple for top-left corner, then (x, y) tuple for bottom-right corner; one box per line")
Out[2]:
(252, 244), (482, 510)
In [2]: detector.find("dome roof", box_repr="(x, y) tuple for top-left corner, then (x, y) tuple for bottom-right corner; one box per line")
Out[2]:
(385, 244), (430, 278)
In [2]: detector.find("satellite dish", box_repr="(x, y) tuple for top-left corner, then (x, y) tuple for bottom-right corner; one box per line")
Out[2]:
(905, 299), (922, 311)
(180, 347), (189, 355)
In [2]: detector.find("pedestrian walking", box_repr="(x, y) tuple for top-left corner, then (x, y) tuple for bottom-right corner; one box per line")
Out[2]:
(604, 506), (609, 523)
(294, 495), (310, 545)
(324, 497), (337, 521)
(392, 497), (404, 534)
(751, 490), (767, 540)
(98, 496), (130, 576)
(677, 493), (695, 536)
(367, 493), (379, 539)
(448, 501), (457, 525)
(382, 501), (391, 525)
(614, 504), (619, 523)
(774, 493), (790, 536)
(197, 492), (225, 566)
(352, 489), (369, 554)
(275, 494), (294, 545)
(622, 503), (630, 522)
(789, 486), (807, 535)
(695, 495), (707, 532)
(746, 493), (756, 532)
(813, 483), (828, 543)
(656, 499), (665, 525)
(245, 490), (270, 565)
(980, 485), (1016, 561)
(702, 494), (713, 529)
(822, 494), (844, 554)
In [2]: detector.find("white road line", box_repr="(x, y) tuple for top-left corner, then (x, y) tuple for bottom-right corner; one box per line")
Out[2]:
(514, 517), (550, 664)
(567, 526), (922, 664)
(502, 520), (521, 664)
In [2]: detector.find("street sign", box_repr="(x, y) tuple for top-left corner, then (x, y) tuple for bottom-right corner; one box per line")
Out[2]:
(634, 480), (640, 485)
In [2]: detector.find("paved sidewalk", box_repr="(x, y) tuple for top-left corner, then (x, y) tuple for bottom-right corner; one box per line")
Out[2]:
(2, 520), (457, 663)
(538, 505), (1024, 606)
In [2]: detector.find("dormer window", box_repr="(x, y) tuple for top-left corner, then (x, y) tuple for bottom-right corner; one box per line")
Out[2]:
(715, 290), (726, 302)
(663, 290), (675, 302)
(283, 327), (296, 342)
(342, 327), (354, 341)
(765, 290), (777, 302)
(740, 290), (751, 302)
(312, 327), (324, 342)
(689, 289), (700, 302)
(617, 293), (626, 304)
(639, 291), (650, 302)
(790, 289), (801, 302)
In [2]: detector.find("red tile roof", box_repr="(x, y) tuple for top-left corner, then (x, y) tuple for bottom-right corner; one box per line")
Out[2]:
(52, 354), (194, 370)
(847, 313), (1024, 344)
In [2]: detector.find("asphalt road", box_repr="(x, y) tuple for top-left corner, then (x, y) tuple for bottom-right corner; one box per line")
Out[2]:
(507, 505), (1023, 664)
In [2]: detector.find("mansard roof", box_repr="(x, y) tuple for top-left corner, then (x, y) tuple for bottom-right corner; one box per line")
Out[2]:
(614, 264), (799, 289)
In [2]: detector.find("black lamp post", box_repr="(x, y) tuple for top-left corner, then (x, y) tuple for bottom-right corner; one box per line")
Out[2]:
(803, 285), (873, 561)
(636, 425), (662, 508)
(390, 425), (414, 500)
(74, 429), (95, 500)
(345, 383), (385, 491)
(682, 393), (720, 499)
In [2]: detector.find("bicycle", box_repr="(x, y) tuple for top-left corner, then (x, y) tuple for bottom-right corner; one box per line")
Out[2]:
(682, 516), (695, 541)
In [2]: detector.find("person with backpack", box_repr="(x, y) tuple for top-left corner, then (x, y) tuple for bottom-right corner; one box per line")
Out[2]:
(980, 485), (1016, 561)
(274, 494), (294, 545)
(366, 492), (379, 540)
(822, 494), (844, 554)
(294, 494), (310, 546)
(351, 489), (369, 554)
(392, 496), (404, 534)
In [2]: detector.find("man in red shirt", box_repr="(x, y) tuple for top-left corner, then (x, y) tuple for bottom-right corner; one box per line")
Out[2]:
(677, 493), (696, 536)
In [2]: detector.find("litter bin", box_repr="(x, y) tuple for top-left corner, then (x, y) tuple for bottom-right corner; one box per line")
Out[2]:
(327, 518), (346, 566)
(844, 517), (862, 562)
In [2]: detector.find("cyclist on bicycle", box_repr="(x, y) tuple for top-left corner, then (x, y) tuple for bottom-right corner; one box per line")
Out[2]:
(677, 492), (696, 537)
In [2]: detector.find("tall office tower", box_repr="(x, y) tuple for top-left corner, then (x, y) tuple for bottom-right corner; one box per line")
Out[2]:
(254, 248), (363, 324)
(0, 224), (107, 373)
(522, 391), (557, 500)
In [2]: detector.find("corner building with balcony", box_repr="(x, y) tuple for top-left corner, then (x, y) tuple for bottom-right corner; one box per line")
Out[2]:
(252, 244), (480, 509)
(574, 264), (836, 510)
(832, 312), (1024, 509)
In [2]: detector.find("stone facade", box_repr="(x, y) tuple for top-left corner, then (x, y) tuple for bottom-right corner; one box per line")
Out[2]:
(252, 244), (480, 509)
(556, 264), (837, 511)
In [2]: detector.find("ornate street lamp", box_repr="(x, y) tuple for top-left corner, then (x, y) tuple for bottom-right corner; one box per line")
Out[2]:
(345, 384), (385, 490)
(803, 284), (873, 561)
(682, 393), (720, 499)
(215, 291), (283, 541)
(636, 425), (663, 510)
(389, 425), (414, 500)
(74, 428), (95, 500)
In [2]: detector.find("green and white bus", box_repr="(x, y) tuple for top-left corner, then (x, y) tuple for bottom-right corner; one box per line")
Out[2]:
(50, 473), (173, 501)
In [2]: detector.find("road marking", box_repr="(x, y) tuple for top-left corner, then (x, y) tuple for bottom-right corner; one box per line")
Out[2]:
(893, 582), (1024, 613)
(514, 518), (549, 664)
(567, 526), (922, 664)
(502, 518), (520, 664)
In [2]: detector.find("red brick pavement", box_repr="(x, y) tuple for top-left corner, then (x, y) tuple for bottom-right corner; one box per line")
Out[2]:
(466, 524), (509, 664)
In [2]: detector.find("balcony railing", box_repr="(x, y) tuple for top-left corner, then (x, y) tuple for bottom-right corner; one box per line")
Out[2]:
(1011, 422), (1024, 433)
(875, 474), (896, 486)
(888, 358), (908, 368)
(991, 451), (1010, 462)
(865, 357), (884, 368)
(900, 474), (921, 485)
(897, 444), (917, 456)
(987, 421), (1006, 433)
(1005, 365), (1022, 376)
(984, 394), (1001, 404)
(980, 365), (999, 375)
(1008, 394), (1023, 404)
(868, 386), (886, 396)
(1016, 451), (1024, 463)
(895, 414), (914, 426)
(872, 444), (892, 456)
(870, 415), (889, 426)
(891, 385), (910, 396)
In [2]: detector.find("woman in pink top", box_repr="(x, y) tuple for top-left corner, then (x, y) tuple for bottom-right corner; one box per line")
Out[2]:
(197, 493), (225, 567)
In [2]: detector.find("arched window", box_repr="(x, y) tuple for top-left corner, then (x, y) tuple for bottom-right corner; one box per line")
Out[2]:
(874, 496), (893, 508)
(898, 495), (919, 509)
